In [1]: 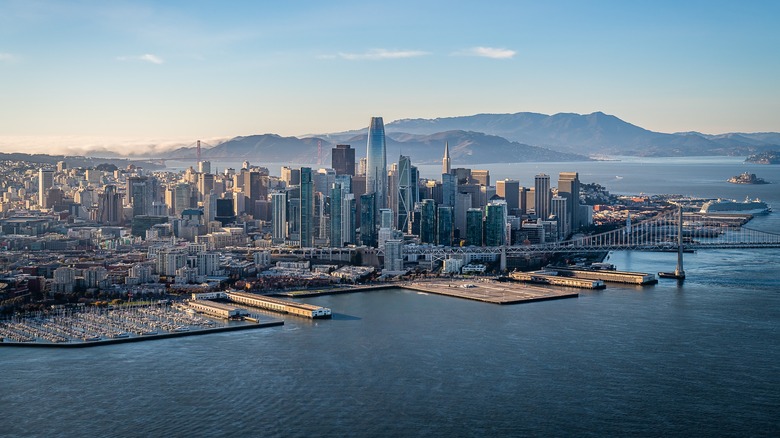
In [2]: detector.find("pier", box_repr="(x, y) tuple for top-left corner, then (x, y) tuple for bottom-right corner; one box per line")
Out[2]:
(224, 291), (332, 319)
(400, 280), (578, 304)
(548, 266), (657, 285)
(509, 271), (606, 289)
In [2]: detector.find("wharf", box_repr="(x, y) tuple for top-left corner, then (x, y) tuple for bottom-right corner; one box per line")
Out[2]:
(278, 281), (577, 304)
(509, 271), (606, 289)
(549, 266), (657, 285)
(401, 280), (578, 304)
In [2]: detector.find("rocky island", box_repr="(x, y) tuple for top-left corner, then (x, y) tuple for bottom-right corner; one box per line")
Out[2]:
(727, 172), (768, 184)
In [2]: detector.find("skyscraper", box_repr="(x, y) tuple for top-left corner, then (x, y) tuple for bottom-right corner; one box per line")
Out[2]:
(558, 171), (581, 231)
(442, 141), (451, 175)
(299, 167), (314, 247)
(496, 179), (520, 212)
(331, 144), (355, 176)
(436, 206), (454, 246)
(466, 208), (483, 246)
(38, 168), (54, 208)
(330, 184), (343, 247)
(366, 117), (387, 211)
(551, 195), (569, 239)
(342, 193), (356, 245)
(485, 201), (507, 246)
(420, 199), (437, 244)
(271, 191), (287, 243)
(534, 173), (551, 220)
(360, 193), (377, 247)
(397, 155), (413, 233)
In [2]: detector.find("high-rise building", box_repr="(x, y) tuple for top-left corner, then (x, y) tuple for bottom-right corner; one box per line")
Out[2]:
(281, 166), (300, 186)
(214, 198), (236, 226)
(38, 168), (54, 207)
(331, 144), (355, 176)
(496, 179), (520, 212)
(330, 184), (343, 247)
(472, 170), (490, 187)
(384, 239), (404, 273)
(534, 174), (551, 220)
(341, 193), (356, 245)
(398, 156), (414, 232)
(299, 167), (314, 247)
(314, 168), (336, 195)
(379, 208), (394, 230)
(442, 142), (451, 175)
(360, 192), (376, 247)
(420, 199), (437, 244)
(466, 208), (483, 246)
(173, 183), (192, 217)
(441, 173), (456, 207)
(558, 171), (581, 231)
(98, 184), (122, 225)
(271, 192), (287, 243)
(198, 161), (211, 174)
(436, 206), (454, 246)
(551, 195), (569, 239)
(455, 192), (472, 236)
(366, 117), (387, 211)
(485, 201), (507, 246)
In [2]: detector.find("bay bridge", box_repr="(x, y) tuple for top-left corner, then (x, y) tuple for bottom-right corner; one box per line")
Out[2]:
(261, 207), (780, 272)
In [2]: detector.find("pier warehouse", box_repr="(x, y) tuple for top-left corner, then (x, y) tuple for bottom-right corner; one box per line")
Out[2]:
(187, 300), (249, 319)
(191, 291), (332, 319)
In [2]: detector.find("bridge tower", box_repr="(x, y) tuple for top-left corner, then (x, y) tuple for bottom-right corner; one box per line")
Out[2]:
(660, 205), (686, 280)
(674, 204), (686, 278)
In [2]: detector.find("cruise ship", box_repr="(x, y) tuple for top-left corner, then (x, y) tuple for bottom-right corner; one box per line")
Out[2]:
(699, 198), (771, 215)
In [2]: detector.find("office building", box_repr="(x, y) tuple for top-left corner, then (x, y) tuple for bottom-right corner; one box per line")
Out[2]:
(534, 173), (551, 220)
(299, 167), (314, 247)
(420, 199), (436, 244)
(38, 168), (54, 208)
(472, 170), (490, 187)
(330, 184), (343, 247)
(442, 142), (451, 175)
(366, 117), (387, 211)
(360, 192), (376, 247)
(496, 179), (520, 212)
(331, 144), (355, 176)
(466, 208), (483, 246)
(558, 171), (581, 231)
(485, 201), (507, 246)
(436, 206), (454, 246)
(271, 192), (287, 243)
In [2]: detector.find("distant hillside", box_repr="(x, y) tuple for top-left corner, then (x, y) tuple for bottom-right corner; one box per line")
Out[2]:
(381, 112), (780, 157)
(167, 131), (589, 166)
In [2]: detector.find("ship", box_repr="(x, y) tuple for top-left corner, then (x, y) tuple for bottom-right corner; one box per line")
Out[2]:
(699, 198), (771, 215)
(727, 172), (768, 184)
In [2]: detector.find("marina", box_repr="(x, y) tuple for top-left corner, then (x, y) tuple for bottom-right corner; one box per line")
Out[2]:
(0, 303), (283, 347)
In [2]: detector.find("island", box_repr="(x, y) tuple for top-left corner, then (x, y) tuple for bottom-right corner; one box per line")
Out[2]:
(727, 172), (768, 184)
(745, 151), (780, 164)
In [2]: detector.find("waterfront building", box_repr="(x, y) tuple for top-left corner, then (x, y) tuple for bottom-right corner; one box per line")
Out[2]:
(437, 206), (454, 246)
(271, 192), (287, 243)
(299, 167), (314, 247)
(420, 199), (437, 244)
(466, 208), (483, 246)
(366, 117), (387, 212)
(485, 201), (507, 246)
(558, 171), (581, 231)
(332, 144), (355, 176)
(384, 239), (405, 273)
(534, 174), (551, 220)
(38, 168), (54, 208)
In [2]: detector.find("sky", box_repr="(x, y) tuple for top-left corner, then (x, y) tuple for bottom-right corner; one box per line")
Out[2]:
(1, 0), (779, 155)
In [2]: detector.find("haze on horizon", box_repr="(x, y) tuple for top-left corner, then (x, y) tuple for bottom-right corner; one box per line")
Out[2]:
(1, 0), (779, 155)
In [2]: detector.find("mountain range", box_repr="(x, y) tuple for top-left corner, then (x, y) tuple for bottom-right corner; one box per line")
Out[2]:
(145, 112), (780, 165)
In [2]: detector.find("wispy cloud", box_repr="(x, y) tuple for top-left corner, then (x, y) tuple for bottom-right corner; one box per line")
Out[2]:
(0, 52), (18, 63)
(322, 49), (429, 61)
(116, 53), (164, 64)
(454, 46), (516, 59)
(0, 135), (230, 156)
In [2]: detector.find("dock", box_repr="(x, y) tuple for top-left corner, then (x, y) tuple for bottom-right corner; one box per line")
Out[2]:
(402, 280), (578, 304)
(509, 271), (606, 289)
(548, 266), (657, 285)
(225, 291), (332, 319)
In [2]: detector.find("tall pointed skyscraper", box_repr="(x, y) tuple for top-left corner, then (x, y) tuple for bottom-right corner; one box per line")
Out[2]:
(442, 141), (451, 175)
(366, 116), (387, 211)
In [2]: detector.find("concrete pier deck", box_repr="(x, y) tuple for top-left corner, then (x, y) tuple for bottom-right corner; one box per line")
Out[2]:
(401, 280), (579, 304)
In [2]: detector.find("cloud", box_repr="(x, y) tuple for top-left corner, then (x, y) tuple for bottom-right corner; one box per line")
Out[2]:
(326, 49), (429, 61)
(116, 53), (164, 64)
(0, 135), (230, 157)
(0, 53), (18, 63)
(455, 46), (516, 59)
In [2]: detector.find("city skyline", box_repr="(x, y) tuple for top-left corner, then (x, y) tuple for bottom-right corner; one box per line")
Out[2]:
(2, 1), (780, 155)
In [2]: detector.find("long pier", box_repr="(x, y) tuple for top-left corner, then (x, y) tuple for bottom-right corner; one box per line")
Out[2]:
(548, 266), (657, 285)
(509, 271), (606, 289)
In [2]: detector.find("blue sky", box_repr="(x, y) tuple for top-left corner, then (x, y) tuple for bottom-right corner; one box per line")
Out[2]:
(1, 0), (779, 154)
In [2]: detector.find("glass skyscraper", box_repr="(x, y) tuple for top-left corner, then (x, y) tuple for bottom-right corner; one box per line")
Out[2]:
(366, 117), (387, 212)
(299, 167), (314, 247)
